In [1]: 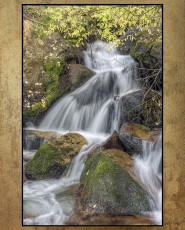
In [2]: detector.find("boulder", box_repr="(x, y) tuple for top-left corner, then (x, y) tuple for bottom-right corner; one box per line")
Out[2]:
(101, 131), (124, 151)
(25, 133), (87, 180)
(23, 129), (58, 150)
(118, 123), (153, 155)
(86, 131), (124, 161)
(68, 64), (94, 89)
(58, 64), (94, 95)
(78, 149), (151, 216)
(118, 89), (162, 128)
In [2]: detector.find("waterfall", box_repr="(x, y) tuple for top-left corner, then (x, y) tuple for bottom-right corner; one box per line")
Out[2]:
(39, 41), (138, 133)
(23, 41), (162, 225)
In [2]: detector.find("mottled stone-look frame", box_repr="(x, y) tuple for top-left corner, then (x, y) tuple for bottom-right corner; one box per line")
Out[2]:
(0, 0), (185, 229)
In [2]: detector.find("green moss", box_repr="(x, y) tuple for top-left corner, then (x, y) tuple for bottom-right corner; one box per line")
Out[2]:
(25, 142), (62, 180)
(44, 56), (66, 76)
(81, 153), (130, 198)
(80, 151), (151, 215)
(23, 102), (45, 123)
(43, 56), (67, 106)
(23, 56), (67, 123)
(136, 124), (150, 131)
(33, 23), (46, 40)
(25, 133), (87, 180)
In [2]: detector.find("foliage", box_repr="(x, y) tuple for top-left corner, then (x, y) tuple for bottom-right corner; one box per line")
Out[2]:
(23, 5), (162, 48)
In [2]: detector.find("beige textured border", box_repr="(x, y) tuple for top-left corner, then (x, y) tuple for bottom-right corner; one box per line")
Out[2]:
(0, 0), (185, 229)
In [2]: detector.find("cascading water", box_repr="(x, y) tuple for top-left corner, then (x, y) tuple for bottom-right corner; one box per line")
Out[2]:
(23, 41), (162, 225)
(134, 133), (162, 224)
(23, 132), (109, 225)
(39, 41), (138, 133)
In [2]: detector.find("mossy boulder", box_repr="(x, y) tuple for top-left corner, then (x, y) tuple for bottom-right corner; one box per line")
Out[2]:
(25, 133), (87, 180)
(118, 123), (153, 155)
(78, 149), (151, 215)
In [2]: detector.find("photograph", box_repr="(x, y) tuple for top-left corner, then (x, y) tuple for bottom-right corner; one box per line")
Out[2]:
(23, 4), (162, 226)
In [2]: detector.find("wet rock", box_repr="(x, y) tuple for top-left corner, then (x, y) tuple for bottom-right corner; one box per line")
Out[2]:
(25, 133), (87, 180)
(78, 149), (151, 216)
(86, 131), (124, 161)
(101, 131), (124, 151)
(118, 89), (162, 128)
(118, 123), (153, 155)
(23, 129), (58, 150)
(23, 130), (44, 150)
(58, 64), (94, 95)
(119, 28), (162, 91)
(68, 64), (94, 89)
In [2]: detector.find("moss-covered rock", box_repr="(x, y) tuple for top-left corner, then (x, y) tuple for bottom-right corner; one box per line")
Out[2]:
(78, 149), (151, 215)
(118, 123), (153, 155)
(25, 133), (87, 180)
(120, 122), (151, 139)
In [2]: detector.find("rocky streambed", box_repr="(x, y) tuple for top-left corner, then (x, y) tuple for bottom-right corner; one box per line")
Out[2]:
(23, 123), (161, 225)
(23, 41), (162, 225)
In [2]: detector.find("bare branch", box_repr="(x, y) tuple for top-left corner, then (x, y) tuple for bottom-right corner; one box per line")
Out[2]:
(23, 14), (47, 27)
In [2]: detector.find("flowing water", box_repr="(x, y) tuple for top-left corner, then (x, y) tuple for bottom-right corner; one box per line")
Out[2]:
(134, 133), (162, 224)
(39, 41), (138, 133)
(23, 41), (162, 225)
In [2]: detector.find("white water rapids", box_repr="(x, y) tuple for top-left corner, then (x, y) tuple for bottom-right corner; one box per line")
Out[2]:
(23, 41), (162, 225)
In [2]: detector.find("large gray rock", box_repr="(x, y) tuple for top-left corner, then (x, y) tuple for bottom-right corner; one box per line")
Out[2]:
(78, 149), (151, 215)
(118, 89), (162, 128)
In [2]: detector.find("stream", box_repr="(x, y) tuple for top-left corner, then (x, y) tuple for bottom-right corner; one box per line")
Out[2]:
(23, 41), (162, 225)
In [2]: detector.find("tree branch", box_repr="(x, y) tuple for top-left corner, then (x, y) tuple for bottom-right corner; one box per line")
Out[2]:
(23, 14), (46, 27)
